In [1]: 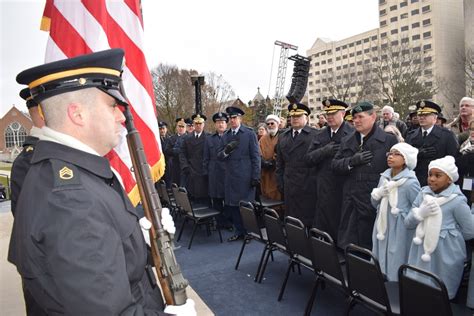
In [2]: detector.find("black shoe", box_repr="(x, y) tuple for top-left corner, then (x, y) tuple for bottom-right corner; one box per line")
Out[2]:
(227, 234), (244, 242)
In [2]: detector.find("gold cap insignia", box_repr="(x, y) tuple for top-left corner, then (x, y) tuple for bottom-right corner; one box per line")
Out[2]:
(324, 100), (330, 106)
(25, 146), (34, 152)
(420, 101), (425, 108)
(292, 104), (297, 110)
(78, 78), (87, 85)
(196, 114), (201, 118)
(59, 166), (74, 180)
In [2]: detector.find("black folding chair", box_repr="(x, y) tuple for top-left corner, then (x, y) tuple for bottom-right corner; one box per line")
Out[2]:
(345, 244), (400, 315)
(175, 187), (222, 249)
(398, 264), (472, 316)
(159, 180), (177, 214)
(278, 216), (313, 301)
(305, 228), (350, 316)
(256, 208), (291, 283)
(234, 201), (270, 280)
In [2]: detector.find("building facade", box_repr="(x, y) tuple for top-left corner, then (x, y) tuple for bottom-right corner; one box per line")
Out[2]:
(306, 0), (466, 120)
(0, 106), (33, 161)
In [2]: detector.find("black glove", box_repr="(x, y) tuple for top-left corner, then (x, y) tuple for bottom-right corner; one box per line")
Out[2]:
(261, 159), (275, 169)
(322, 143), (340, 157)
(418, 147), (437, 159)
(251, 179), (260, 187)
(182, 166), (191, 175)
(224, 140), (239, 155)
(349, 151), (373, 167)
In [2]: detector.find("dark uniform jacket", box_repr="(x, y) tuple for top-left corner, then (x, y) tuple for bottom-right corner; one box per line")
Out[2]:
(405, 125), (459, 186)
(276, 125), (319, 226)
(8, 141), (164, 315)
(203, 132), (226, 199)
(166, 134), (185, 186)
(160, 135), (172, 186)
(10, 135), (39, 216)
(332, 124), (398, 249)
(219, 125), (261, 206)
(305, 122), (354, 240)
(179, 132), (209, 198)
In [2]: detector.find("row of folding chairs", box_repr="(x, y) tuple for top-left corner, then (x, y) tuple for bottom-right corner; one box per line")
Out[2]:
(156, 180), (222, 249)
(235, 201), (472, 316)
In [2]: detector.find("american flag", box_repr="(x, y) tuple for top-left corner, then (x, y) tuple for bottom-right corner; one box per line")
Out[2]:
(40, 0), (164, 205)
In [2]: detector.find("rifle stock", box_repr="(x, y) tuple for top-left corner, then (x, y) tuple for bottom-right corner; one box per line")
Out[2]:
(122, 97), (188, 306)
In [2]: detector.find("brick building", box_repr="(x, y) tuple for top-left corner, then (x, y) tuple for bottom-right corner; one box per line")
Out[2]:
(0, 106), (33, 161)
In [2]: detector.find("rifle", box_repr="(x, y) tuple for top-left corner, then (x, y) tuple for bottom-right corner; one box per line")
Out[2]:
(121, 84), (188, 306)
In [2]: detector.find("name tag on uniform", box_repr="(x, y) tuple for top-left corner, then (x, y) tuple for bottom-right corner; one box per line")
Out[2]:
(462, 177), (474, 191)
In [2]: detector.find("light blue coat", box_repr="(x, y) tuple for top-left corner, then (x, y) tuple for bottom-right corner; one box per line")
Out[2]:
(405, 184), (474, 299)
(371, 167), (420, 281)
(468, 205), (474, 308)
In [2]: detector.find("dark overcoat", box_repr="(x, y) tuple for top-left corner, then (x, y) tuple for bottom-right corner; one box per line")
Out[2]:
(304, 122), (354, 240)
(276, 125), (319, 226)
(203, 132), (226, 199)
(219, 125), (260, 206)
(179, 132), (209, 198)
(160, 135), (172, 186)
(8, 141), (164, 314)
(166, 133), (185, 186)
(405, 125), (459, 186)
(332, 124), (398, 249)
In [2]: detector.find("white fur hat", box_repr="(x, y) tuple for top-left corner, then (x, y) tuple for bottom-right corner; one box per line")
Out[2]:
(265, 114), (281, 125)
(391, 143), (418, 170)
(428, 155), (459, 182)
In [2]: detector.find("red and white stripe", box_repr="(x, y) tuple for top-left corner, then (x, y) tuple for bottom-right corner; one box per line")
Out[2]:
(41, 0), (163, 205)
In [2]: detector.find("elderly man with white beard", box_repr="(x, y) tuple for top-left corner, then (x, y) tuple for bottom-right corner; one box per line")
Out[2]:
(259, 115), (282, 202)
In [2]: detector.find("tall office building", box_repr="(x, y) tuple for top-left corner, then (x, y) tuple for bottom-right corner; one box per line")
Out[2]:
(306, 0), (466, 120)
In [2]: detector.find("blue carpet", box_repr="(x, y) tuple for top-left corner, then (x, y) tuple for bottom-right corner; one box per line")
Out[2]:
(174, 222), (377, 316)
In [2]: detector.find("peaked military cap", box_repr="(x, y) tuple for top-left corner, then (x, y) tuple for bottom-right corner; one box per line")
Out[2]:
(158, 121), (168, 128)
(351, 101), (374, 115)
(175, 118), (186, 127)
(184, 118), (193, 126)
(192, 113), (207, 123)
(212, 112), (229, 122)
(288, 103), (311, 116)
(416, 100), (441, 115)
(344, 108), (353, 121)
(322, 99), (348, 114)
(16, 49), (127, 105)
(19, 87), (38, 109)
(225, 106), (245, 117)
(437, 112), (447, 123)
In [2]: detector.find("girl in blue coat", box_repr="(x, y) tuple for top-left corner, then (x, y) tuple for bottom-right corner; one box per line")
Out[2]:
(371, 143), (421, 280)
(405, 156), (474, 299)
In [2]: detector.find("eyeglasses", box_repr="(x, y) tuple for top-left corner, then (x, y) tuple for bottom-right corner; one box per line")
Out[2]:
(266, 122), (276, 126)
(386, 151), (403, 157)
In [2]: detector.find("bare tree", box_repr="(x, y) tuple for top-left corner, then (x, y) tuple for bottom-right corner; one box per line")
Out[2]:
(201, 72), (236, 116)
(321, 68), (356, 102)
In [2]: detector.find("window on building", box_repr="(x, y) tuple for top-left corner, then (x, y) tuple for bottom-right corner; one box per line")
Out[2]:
(342, 45), (347, 49)
(343, 64), (348, 69)
(364, 38), (370, 43)
(381, 43), (388, 49)
(342, 54), (348, 59)
(371, 35), (378, 41)
(411, 9), (419, 15)
(357, 71), (363, 76)
(336, 56), (341, 61)
(424, 56), (432, 63)
(413, 46), (421, 52)
(349, 63), (355, 67)
(321, 60), (326, 64)
(411, 0), (419, 3)
(327, 58), (333, 63)
(390, 16), (398, 22)
(423, 43), (432, 50)
(372, 46), (378, 51)
(315, 71), (320, 75)
(356, 51), (362, 56)
(321, 51), (326, 55)
(425, 81), (432, 87)
(400, 1), (407, 7)
(401, 13), (408, 19)
(391, 40), (399, 46)
(372, 57), (379, 62)
(336, 47), (341, 52)
(412, 34), (420, 40)
(422, 19), (431, 26)
(422, 5), (431, 13)
(380, 9), (387, 16)
(391, 29), (398, 35)
(423, 31), (431, 39)
(322, 69), (327, 73)
(390, 5), (397, 11)
(401, 37), (409, 43)
(349, 52), (355, 57)
(336, 75), (342, 80)
(380, 20), (387, 27)
(381, 32), (387, 38)
(4, 122), (27, 148)
(349, 43), (354, 48)
(315, 62), (320, 66)
(379, 0), (386, 4)
(357, 60), (363, 65)
(336, 66), (341, 70)
(327, 49), (333, 54)
(364, 48), (370, 53)
(424, 69), (432, 76)
(356, 40), (362, 45)
(412, 22), (420, 28)
(413, 59), (421, 64)
(401, 25), (409, 32)
(364, 59), (370, 64)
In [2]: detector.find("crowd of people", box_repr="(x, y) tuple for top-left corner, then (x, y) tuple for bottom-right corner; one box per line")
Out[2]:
(160, 95), (474, 307)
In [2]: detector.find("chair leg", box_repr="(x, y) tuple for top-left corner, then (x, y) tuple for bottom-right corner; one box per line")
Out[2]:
(177, 218), (187, 242)
(234, 237), (249, 270)
(345, 296), (355, 316)
(188, 221), (199, 250)
(278, 260), (294, 301)
(258, 245), (273, 283)
(254, 244), (269, 282)
(304, 277), (320, 316)
(217, 225), (223, 243)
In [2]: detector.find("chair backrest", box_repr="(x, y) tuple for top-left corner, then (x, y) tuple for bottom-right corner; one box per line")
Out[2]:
(170, 183), (180, 209)
(176, 187), (194, 216)
(398, 264), (452, 316)
(159, 180), (172, 205)
(239, 201), (263, 239)
(284, 216), (311, 262)
(345, 244), (392, 313)
(263, 208), (287, 249)
(309, 228), (346, 287)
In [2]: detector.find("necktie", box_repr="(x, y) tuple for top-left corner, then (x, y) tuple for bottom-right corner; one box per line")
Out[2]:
(232, 130), (237, 136)
(331, 131), (335, 139)
(423, 131), (427, 139)
(195, 133), (199, 139)
(293, 130), (299, 139)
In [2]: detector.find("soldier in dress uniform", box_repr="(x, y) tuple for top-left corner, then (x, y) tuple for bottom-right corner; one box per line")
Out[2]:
(305, 99), (354, 241)
(165, 118), (187, 186)
(179, 113), (209, 203)
(405, 100), (459, 187)
(185, 118), (194, 134)
(275, 103), (319, 227)
(218, 106), (261, 241)
(9, 49), (193, 315)
(203, 112), (231, 227)
(332, 101), (398, 250)
(158, 121), (172, 187)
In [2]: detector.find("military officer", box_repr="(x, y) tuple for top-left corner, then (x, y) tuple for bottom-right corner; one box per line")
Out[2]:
(9, 49), (193, 315)
(305, 99), (354, 241)
(276, 103), (319, 227)
(165, 118), (187, 186)
(218, 106), (261, 241)
(185, 118), (194, 134)
(158, 121), (172, 187)
(179, 113), (209, 203)
(405, 100), (459, 187)
(332, 101), (398, 250)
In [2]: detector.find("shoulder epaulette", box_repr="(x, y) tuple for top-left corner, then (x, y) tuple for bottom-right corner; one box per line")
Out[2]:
(50, 159), (81, 187)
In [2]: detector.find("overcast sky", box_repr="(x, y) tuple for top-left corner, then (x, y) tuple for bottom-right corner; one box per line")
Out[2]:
(0, 0), (378, 117)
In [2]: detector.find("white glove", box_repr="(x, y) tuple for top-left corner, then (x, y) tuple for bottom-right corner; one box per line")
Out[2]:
(414, 200), (438, 220)
(161, 207), (176, 235)
(164, 298), (196, 316)
(139, 217), (152, 246)
(371, 186), (389, 201)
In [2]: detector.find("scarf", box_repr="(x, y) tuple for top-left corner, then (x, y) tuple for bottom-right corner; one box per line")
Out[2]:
(375, 178), (408, 240)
